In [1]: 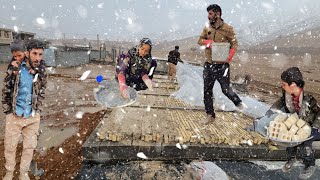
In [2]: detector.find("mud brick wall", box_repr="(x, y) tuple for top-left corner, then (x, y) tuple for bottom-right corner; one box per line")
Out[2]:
(0, 45), (11, 63)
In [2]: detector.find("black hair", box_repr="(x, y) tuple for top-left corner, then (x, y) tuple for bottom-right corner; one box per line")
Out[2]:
(139, 38), (152, 57)
(175, 45), (179, 50)
(281, 67), (305, 88)
(139, 38), (152, 47)
(26, 39), (46, 51)
(10, 40), (26, 52)
(207, 4), (222, 16)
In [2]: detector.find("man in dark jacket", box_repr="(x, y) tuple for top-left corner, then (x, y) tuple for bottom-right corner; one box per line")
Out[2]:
(198, 4), (244, 124)
(2, 39), (47, 180)
(116, 38), (157, 98)
(167, 45), (183, 81)
(267, 67), (320, 179)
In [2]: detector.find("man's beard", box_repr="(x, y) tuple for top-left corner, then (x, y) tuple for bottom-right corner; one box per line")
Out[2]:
(209, 15), (218, 26)
(28, 59), (39, 69)
(32, 61), (40, 67)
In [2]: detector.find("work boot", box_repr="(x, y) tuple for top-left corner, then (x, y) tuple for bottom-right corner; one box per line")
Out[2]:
(299, 165), (316, 179)
(19, 171), (30, 180)
(282, 158), (296, 173)
(201, 114), (215, 125)
(3, 171), (14, 180)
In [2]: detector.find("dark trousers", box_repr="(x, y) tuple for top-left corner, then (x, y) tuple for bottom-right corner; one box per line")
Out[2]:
(203, 62), (242, 116)
(287, 128), (320, 167)
(127, 77), (148, 91)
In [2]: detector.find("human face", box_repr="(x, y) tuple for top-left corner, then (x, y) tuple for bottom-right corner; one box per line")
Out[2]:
(281, 81), (293, 94)
(26, 48), (44, 67)
(208, 10), (215, 21)
(12, 51), (25, 62)
(138, 44), (151, 58)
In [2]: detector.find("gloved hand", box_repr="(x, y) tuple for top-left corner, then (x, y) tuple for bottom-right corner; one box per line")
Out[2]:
(311, 127), (320, 134)
(118, 73), (128, 98)
(202, 39), (213, 48)
(142, 74), (153, 91)
(228, 48), (236, 62)
(119, 83), (128, 99)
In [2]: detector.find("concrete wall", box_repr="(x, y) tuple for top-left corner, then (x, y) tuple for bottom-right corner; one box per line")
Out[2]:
(154, 59), (168, 73)
(44, 48), (56, 67)
(1, 46), (93, 68)
(89, 50), (100, 60)
(89, 50), (108, 60)
(55, 50), (90, 67)
(43, 48), (108, 67)
(0, 45), (11, 63)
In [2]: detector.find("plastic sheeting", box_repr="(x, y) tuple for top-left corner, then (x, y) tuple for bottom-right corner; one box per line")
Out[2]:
(172, 63), (271, 118)
(190, 161), (228, 180)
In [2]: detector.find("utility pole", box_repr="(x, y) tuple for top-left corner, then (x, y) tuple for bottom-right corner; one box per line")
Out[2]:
(97, 34), (100, 50)
(88, 42), (91, 61)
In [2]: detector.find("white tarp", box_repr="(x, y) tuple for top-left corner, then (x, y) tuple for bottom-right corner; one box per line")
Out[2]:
(172, 63), (271, 118)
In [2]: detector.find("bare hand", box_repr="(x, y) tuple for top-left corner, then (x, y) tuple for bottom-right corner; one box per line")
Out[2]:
(29, 69), (36, 74)
(144, 79), (154, 91)
(11, 61), (20, 67)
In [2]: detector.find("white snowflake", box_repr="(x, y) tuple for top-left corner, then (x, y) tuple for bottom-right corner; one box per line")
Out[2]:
(79, 70), (91, 80)
(59, 147), (64, 154)
(36, 17), (45, 25)
(76, 111), (84, 119)
(137, 152), (148, 159)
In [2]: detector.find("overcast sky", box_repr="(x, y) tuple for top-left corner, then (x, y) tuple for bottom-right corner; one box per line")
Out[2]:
(0, 0), (319, 41)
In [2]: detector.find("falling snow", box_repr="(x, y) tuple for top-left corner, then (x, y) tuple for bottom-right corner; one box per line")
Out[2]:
(2, 1), (320, 179)
(59, 147), (64, 154)
(137, 152), (148, 159)
(79, 70), (91, 80)
(76, 111), (84, 119)
(36, 17), (45, 25)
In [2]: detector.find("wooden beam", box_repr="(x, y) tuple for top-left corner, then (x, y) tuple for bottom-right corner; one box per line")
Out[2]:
(139, 92), (172, 96)
(128, 105), (204, 111)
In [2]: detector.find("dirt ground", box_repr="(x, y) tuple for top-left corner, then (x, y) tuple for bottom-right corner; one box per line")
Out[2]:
(0, 48), (319, 179)
(0, 63), (114, 179)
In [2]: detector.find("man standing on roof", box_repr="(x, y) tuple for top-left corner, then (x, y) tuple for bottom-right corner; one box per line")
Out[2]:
(2, 39), (47, 180)
(198, 4), (245, 125)
(167, 45), (183, 82)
